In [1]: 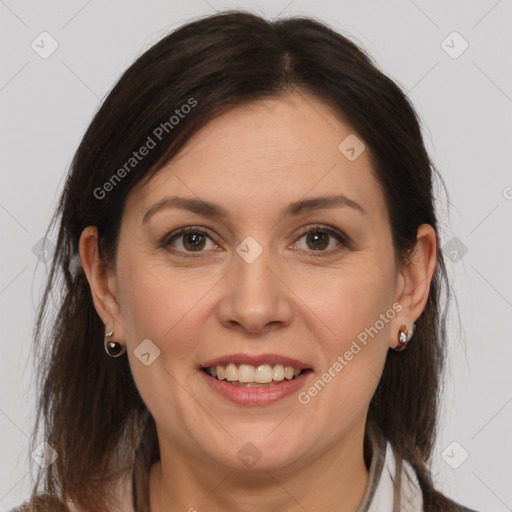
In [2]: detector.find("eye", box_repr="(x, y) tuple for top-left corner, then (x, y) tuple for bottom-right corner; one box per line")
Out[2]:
(161, 224), (350, 258)
(292, 224), (349, 255)
(161, 227), (218, 256)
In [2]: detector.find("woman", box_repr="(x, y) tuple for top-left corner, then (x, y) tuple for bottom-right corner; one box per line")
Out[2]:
(11, 9), (478, 512)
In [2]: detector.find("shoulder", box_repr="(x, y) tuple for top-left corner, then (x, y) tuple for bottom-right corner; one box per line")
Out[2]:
(9, 474), (133, 512)
(9, 474), (134, 512)
(386, 440), (480, 512)
(450, 503), (480, 512)
(7, 495), (70, 512)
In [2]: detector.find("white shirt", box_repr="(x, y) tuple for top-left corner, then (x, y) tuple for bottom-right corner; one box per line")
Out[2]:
(357, 438), (424, 512)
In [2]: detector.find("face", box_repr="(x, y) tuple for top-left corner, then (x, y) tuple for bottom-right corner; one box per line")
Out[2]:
(90, 91), (413, 473)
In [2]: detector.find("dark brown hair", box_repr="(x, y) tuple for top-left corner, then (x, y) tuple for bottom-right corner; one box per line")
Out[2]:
(22, 9), (468, 512)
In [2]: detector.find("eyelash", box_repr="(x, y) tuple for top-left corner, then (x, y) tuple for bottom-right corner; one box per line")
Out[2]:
(160, 224), (350, 258)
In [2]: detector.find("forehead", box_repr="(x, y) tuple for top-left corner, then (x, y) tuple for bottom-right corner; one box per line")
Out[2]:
(125, 91), (388, 227)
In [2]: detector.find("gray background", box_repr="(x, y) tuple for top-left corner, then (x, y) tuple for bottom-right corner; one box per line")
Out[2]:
(1, 0), (511, 510)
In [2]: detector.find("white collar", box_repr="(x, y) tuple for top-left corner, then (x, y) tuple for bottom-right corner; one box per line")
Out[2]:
(358, 438), (424, 512)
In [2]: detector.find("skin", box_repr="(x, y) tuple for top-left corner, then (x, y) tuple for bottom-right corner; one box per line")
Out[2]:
(79, 90), (436, 512)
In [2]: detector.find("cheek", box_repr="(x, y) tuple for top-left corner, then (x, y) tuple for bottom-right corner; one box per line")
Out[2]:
(302, 289), (393, 429)
(302, 259), (394, 389)
(119, 263), (207, 419)
(118, 259), (213, 367)
(294, 255), (394, 342)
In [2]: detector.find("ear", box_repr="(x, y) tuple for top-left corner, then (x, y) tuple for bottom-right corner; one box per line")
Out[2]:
(79, 226), (126, 343)
(390, 223), (437, 348)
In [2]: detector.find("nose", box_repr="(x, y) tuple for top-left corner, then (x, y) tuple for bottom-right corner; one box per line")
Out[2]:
(216, 240), (294, 335)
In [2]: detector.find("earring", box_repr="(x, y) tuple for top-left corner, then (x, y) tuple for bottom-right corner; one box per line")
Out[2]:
(392, 322), (416, 352)
(104, 330), (126, 357)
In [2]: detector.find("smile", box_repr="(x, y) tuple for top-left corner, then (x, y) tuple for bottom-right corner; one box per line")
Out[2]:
(199, 366), (314, 405)
(204, 362), (306, 384)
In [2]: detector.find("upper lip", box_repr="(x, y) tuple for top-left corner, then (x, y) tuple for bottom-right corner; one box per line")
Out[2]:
(200, 353), (313, 370)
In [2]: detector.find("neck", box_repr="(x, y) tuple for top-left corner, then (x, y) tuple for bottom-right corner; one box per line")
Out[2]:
(149, 425), (370, 512)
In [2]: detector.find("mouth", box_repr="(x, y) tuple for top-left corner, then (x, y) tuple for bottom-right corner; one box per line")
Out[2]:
(198, 354), (314, 404)
(200, 365), (313, 387)
(199, 362), (314, 406)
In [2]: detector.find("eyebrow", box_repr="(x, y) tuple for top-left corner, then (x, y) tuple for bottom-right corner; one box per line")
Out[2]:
(142, 193), (368, 224)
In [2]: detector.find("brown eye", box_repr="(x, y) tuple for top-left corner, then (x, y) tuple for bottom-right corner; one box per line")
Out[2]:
(181, 232), (206, 251)
(305, 231), (330, 250)
(163, 227), (217, 255)
(293, 225), (349, 255)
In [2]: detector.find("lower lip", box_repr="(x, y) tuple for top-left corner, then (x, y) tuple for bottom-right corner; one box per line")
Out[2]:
(199, 369), (313, 406)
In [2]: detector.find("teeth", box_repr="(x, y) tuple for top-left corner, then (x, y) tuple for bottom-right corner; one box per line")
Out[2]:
(238, 364), (257, 382)
(205, 363), (305, 383)
(225, 363), (238, 382)
(284, 365), (294, 380)
(273, 364), (285, 381)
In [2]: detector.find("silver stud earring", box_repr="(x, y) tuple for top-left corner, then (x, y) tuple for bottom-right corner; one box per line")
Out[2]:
(104, 330), (126, 357)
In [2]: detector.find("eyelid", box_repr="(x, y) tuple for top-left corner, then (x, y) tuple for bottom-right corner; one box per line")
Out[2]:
(292, 223), (350, 254)
(161, 223), (351, 256)
(159, 226), (219, 256)
(294, 223), (349, 243)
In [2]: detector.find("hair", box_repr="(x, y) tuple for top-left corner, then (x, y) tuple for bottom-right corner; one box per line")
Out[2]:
(21, 9), (467, 512)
